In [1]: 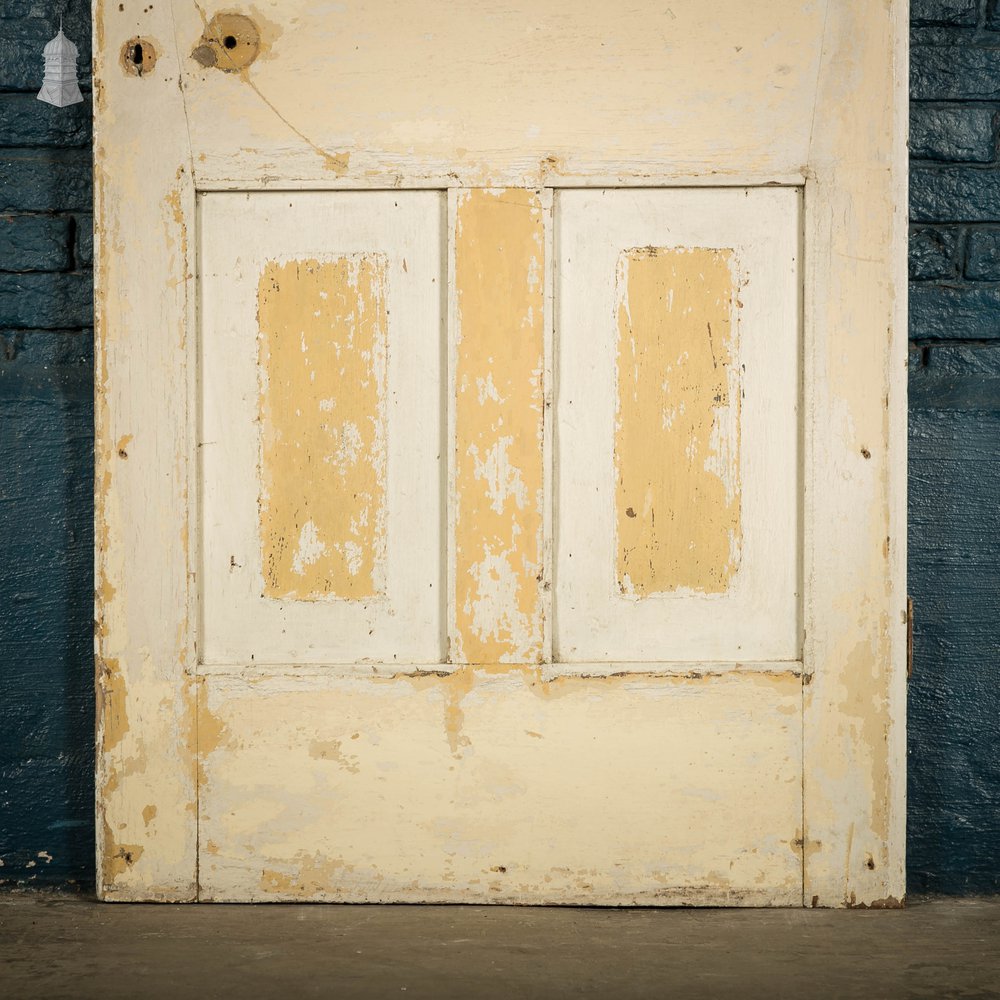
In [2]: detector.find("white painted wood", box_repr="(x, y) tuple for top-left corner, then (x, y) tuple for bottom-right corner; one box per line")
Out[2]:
(94, 1), (199, 899)
(198, 669), (803, 904)
(800, 0), (909, 908)
(165, 1), (827, 189)
(555, 188), (800, 664)
(96, 0), (905, 907)
(194, 659), (803, 682)
(199, 191), (445, 665)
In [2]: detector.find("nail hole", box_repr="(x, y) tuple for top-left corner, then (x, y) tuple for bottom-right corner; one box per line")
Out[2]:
(223, 35), (237, 49)
(861, 448), (871, 460)
(131, 42), (144, 65)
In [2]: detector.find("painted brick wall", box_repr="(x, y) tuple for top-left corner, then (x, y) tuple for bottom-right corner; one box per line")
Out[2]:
(909, 0), (1000, 894)
(0, 0), (94, 889)
(0, 1), (998, 894)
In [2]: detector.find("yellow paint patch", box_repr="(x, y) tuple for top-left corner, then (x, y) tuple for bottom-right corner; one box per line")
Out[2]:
(615, 247), (742, 596)
(259, 852), (353, 897)
(308, 739), (360, 773)
(258, 256), (387, 600)
(98, 659), (128, 753)
(101, 816), (144, 886)
(453, 189), (545, 663)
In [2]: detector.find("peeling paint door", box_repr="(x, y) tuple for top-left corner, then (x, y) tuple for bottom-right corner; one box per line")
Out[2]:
(95, 1), (908, 906)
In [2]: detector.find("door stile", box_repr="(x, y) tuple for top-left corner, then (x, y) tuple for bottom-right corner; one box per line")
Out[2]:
(800, 0), (908, 907)
(95, 3), (199, 900)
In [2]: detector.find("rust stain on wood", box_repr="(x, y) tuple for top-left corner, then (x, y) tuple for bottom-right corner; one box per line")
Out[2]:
(452, 189), (545, 664)
(257, 256), (388, 601)
(615, 247), (742, 596)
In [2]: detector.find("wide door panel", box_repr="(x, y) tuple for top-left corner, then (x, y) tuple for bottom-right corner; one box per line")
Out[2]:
(198, 668), (802, 904)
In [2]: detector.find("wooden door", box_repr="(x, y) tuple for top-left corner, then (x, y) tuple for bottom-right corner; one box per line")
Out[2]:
(95, 1), (908, 906)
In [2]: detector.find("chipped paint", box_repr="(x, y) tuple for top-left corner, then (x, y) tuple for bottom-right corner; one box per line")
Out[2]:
(615, 247), (741, 596)
(197, 668), (802, 903)
(171, 2), (828, 187)
(257, 256), (388, 601)
(101, 818), (144, 885)
(96, 0), (904, 906)
(191, 13), (260, 72)
(259, 852), (354, 897)
(98, 658), (128, 753)
(452, 189), (545, 664)
(120, 37), (157, 77)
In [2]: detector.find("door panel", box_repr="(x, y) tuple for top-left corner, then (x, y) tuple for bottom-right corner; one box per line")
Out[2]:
(193, 185), (806, 905)
(449, 189), (548, 665)
(200, 192), (446, 665)
(555, 188), (800, 664)
(198, 668), (802, 904)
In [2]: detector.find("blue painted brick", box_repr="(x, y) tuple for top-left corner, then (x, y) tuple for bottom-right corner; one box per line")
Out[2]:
(0, 323), (94, 888)
(910, 106), (996, 162)
(0, 214), (72, 271)
(911, 167), (1000, 222)
(910, 227), (960, 279)
(909, 387), (1000, 894)
(0, 94), (91, 148)
(910, 284), (1000, 340)
(912, 47), (1000, 101)
(912, 0), (978, 25)
(909, 344), (1000, 409)
(911, 26), (979, 46)
(0, 272), (92, 328)
(0, 329), (92, 364)
(74, 213), (92, 268)
(964, 228), (1000, 279)
(0, 149), (91, 212)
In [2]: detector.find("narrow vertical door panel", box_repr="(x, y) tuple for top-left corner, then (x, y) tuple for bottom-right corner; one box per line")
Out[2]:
(555, 188), (801, 665)
(450, 190), (547, 665)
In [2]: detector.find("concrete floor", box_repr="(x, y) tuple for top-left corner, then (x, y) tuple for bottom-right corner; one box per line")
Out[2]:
(1, 895), (999, 999)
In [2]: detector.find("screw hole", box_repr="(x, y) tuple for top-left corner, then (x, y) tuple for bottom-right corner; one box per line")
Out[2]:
(223, 35), (237, 49)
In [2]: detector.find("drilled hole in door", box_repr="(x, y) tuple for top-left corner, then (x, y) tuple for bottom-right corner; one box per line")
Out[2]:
(121, 37), (156, 76)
